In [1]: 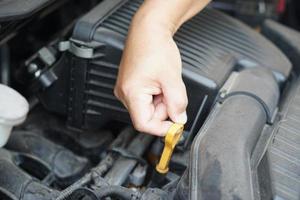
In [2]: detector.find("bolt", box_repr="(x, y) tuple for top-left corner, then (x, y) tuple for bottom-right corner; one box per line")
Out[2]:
(28, 63), (38, 74)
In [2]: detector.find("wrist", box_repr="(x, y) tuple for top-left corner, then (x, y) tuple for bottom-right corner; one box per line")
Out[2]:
(131, 4), (178, 37)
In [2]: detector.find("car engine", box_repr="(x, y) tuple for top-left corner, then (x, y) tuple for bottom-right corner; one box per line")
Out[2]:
(0, 0), (299, 199)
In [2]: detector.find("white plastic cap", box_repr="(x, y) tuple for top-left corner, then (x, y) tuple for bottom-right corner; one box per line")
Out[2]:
(0, 84), (29, 147)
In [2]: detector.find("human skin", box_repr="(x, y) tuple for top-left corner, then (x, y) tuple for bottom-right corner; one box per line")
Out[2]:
(114, 0), (211, 136)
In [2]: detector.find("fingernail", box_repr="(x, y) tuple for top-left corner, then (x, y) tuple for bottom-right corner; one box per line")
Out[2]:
(174, 111), (187, 124)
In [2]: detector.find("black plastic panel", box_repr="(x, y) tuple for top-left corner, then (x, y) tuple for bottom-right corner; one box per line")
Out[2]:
(0, 0), (55, 21)
(262, 19), (300, 74)
(95, 0), (291, 81)
(267, 78), (300, 200)
(39, 0), (291, 132)
(188, 68), (279, 200)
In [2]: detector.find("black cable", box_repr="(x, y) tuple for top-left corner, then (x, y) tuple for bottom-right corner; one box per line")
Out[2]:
(218, 91), (273, 124)
(56, 174), (92, 200)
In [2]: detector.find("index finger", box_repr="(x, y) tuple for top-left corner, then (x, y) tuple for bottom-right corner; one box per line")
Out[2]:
(127, 92), (172, 136)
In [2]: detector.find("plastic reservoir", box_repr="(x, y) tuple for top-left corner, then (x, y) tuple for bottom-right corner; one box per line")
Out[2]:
(0, 84), (29, 147)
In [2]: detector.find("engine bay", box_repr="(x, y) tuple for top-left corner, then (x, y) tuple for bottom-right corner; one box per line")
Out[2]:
(0, 0), (300, 199)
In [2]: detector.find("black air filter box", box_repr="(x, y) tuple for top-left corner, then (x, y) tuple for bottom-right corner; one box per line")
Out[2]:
(0, 0), (56, 21)
(37, 0), (291, 132)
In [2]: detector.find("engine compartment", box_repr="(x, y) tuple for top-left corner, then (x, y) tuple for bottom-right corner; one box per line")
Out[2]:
(0, 0), (300, 199)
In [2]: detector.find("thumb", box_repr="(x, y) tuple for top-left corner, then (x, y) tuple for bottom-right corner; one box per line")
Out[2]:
(162, 78), (188, 124)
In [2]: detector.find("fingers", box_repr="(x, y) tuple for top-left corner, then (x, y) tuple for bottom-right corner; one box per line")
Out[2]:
(114, 78), (188, 136)
(153, 95), (168, 120)
(161, 77), (188, 124)
(115, 85), (172, 136)
(127, 91), (172, 136)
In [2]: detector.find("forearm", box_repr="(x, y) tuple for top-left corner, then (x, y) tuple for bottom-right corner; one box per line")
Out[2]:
(131, 0), (211, 35)
(116, 1), (211, 135)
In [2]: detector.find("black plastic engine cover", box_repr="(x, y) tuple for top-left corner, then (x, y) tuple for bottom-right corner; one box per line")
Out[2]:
(37, 0), (291, 132)
(0, 0), (56, 21)
(186, 68), (279, 200)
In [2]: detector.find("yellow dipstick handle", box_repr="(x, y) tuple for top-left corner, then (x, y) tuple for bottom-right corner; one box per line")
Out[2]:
(156, 123), (184, 174)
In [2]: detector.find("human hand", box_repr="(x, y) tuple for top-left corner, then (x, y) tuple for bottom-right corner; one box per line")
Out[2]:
(114, 18), (188, 136)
